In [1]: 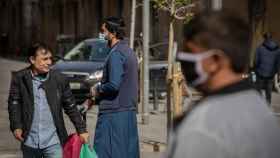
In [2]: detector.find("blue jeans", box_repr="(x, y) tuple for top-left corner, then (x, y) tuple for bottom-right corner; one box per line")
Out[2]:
(22, 143), (62, 158)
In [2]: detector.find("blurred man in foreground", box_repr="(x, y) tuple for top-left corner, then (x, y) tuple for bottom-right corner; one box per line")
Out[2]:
(166, 10), (280, 158)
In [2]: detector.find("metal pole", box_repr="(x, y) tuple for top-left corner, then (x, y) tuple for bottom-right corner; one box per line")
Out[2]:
(142, 0), (150, 124)
(212, 0), (222, 11)
(167, 0), (175, 136)
(130, 0), (136, 49)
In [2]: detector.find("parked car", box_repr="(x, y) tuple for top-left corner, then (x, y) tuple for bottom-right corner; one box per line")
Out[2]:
(53, 38), (169, 104)
(53, 38), (110, 103)
(56, 34), (90, 56)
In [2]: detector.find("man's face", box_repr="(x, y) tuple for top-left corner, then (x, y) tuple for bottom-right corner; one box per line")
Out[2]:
(101, 23), (114, 40)
(179, 41), (220, 89)
(30, 49), (52, 74)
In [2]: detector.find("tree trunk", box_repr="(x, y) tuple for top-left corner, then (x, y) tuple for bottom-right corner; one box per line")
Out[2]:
(166, 0), (184, 137)
(172, 42), (183, 117)
(167, 19), (174, 132)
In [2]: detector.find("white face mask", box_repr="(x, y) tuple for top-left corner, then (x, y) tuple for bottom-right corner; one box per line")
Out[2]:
(98, 33), (106, 40)
(177, 51), (215, 86)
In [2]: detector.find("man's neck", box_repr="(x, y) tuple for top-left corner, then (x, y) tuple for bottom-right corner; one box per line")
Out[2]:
(31, 67), (47, 77)
(110, 38), (120, 48)
(31, 67), (39, 76)
(207, 69), (244, 92)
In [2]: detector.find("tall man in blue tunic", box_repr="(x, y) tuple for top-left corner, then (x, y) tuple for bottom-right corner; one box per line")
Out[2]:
(90, 17), (140, 158)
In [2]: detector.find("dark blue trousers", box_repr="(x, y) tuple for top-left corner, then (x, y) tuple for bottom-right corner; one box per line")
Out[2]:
(93, 110), (140, 158)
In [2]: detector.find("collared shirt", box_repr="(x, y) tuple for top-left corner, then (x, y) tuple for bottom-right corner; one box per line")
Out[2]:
(24, 72), (60, 149)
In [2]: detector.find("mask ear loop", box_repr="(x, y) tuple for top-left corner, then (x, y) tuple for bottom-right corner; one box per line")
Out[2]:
(194, 58), (209, 86)
(192, 51), (214, 86)
(176, 50), (215, 62)
(176, 50), (216, 86)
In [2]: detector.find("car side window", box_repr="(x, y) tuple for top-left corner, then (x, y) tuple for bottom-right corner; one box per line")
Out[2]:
(89, 42), (110, 61)
(64, 42), (86, 61)
(64, 40), (110, 61)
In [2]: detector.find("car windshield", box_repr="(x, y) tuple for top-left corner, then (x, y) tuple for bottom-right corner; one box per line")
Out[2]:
(64, 40), (110, 61)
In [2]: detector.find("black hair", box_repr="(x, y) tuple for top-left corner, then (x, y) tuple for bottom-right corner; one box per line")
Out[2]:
(28, 42), (52, 58)
(27, 42), (52, 63)
(103, 17), (126, 40)
(263, 32), (272, 40)
(183, 10), (250, 73)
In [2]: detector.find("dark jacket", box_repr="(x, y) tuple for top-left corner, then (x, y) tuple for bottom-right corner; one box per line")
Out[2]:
(97, 40), (138, 113)
(255, 39), (280, 78)
(8, 67), (87, 145)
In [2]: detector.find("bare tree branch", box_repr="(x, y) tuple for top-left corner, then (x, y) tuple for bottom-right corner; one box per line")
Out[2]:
(175, 3), (195, 13)
(174, 12), (194, 20)
(174, 3), (195, 20)
(161, 5), (172, 12)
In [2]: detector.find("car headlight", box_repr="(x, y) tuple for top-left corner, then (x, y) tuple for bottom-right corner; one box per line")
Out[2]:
(86, 70), (103, 84)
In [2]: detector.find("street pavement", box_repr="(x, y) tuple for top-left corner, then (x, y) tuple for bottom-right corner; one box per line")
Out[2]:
(0, 57), (280, 158)
(0, 58), (28, 158)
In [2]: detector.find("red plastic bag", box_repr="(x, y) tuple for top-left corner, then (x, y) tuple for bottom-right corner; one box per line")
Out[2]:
(63, 133), (82, 158)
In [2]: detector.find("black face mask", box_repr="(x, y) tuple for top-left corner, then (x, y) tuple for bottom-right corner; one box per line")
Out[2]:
(177, 51), (215, 87)
(180, 61), (199, 86)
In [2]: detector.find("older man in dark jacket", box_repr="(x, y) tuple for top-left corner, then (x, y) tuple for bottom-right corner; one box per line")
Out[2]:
(255, 33), (280, 104)
(8, 43), (89, 158)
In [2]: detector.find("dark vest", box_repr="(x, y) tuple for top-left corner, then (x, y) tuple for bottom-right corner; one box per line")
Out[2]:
(99, 41), (138, 113)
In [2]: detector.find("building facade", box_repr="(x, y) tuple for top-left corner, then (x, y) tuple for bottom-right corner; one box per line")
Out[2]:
(0, 0), (135, 56)
(0, 0), (279, 57)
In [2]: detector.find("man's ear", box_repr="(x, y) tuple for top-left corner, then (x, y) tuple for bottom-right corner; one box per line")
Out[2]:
(29, 56), (35, 64)
(204, 55), (220, 74)
(207, 52), (228, 74)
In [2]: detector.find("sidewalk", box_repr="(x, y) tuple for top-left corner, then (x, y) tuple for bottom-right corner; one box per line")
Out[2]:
(65, 102), (168, 158)
(0, 58), (28, 158)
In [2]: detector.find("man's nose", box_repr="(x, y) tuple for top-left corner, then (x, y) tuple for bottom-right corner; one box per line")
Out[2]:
(46, 59), (52, 65)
